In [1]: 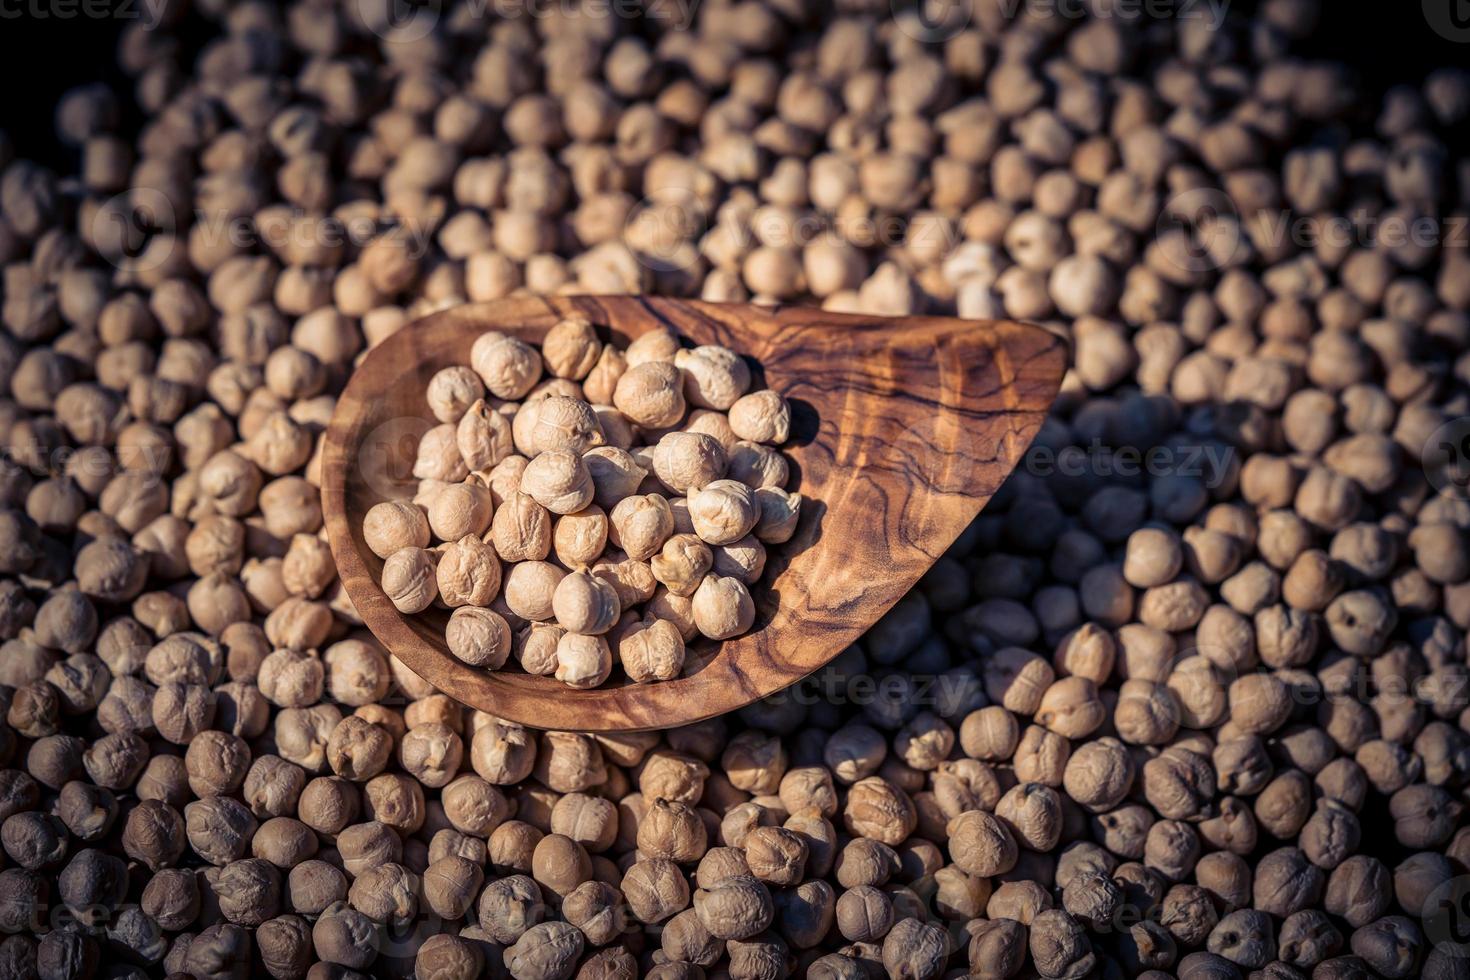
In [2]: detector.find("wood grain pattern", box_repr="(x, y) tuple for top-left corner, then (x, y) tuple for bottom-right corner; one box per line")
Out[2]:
(321, 296), (1066, 732)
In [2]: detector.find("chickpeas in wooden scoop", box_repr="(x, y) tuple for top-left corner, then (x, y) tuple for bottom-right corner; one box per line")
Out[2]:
(364, 319), (800, 688)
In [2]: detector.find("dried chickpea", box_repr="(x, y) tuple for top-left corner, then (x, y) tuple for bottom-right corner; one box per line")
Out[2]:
(362, 500), (430, 559)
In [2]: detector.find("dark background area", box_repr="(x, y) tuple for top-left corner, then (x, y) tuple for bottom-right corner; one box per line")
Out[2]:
(0, 0), (1465, 170)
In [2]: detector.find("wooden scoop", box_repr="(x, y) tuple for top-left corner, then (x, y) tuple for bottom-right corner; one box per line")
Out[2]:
(321, 296), (1066, 732)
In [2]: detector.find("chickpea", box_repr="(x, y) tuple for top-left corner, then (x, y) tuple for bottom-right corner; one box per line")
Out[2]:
(446, 606), (512, 668)
(527, 396), (605, 455)
(555, 633), (613, 689)
(521, 450), (596, 515)
(614, 361), (686, 428)
(609, 494), (675, 560)
(692, 574), (756, 640)
(472, 333), (543, 400)
(553, 569), (621, 636)
(618, 618), (686, 683)
(652, 432), (727, 494)
(363, 500), (430, 559)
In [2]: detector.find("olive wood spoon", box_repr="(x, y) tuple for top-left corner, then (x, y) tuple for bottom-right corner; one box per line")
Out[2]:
(322, 296), (1066, 732)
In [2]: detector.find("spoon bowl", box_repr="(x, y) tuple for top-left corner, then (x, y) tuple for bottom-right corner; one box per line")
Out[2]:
(321, 296), (1066, 732)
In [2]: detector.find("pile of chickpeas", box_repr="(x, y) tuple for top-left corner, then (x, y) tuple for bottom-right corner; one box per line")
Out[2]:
(364, 318), (799, 689)
(1, 0), (1469, 978)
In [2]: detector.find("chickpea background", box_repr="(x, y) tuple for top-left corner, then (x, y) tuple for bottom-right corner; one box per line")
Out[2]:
(1, 1), (1468, 978)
